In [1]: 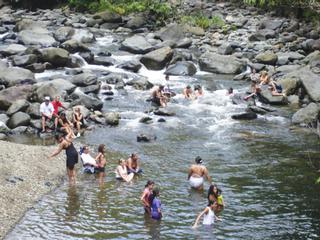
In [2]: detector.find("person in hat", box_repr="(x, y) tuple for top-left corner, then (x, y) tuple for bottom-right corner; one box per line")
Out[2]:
(40, 96), (55, 133)
(187, 156), (212, 190)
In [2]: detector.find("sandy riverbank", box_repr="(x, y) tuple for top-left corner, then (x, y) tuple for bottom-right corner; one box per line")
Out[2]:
(0, 140), (66, 239)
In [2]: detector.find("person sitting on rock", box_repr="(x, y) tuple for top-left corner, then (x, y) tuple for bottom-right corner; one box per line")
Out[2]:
(40, 96), (54, 133)
(58, 112), (76, 138)
(194, 85), (204, 98)
(244, 80), (261, 101)
(51, 96), (66, 132)
(250, 68), (260, 82)
(127, 153), (142, 174)
(73, 107), (84, 137)
(151, 85), (167, 107)
(259, 71), (270, 85)
(268, 79), (286, 97)
(183, 85), (194, 100)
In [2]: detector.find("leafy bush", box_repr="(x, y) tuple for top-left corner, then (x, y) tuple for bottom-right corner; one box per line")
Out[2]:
(180, 14), (225, 30)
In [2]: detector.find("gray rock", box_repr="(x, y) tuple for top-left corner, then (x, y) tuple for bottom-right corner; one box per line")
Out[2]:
(231, 112), (257, 120)
(0, 121), (10, 133)
(137, 134), (156, 142)
(258, 86), (287, 105)
(218, 43), (234, 55)
(0, 85), (32, 110)
(26, 102), (41, 119)
(117, 60), (142, 73)
(302, 50), (320, 69)
(25, 63), (46, 73)
(259, 19), (284, 30)
(105, 112), (120, 126)
(33, 78), (76, 102)
(0, 44), (26, 56)
(93, 56), (115, 66)
(11, 126), (28, 134)
(153, 109), (175, 116)
(276, 52), (305, 65)
(12, 54), (38, 67)
(18, 30), (57, 47)
(54, 26), (75, 42)
(70, 89), (103, 110)
(139, 116), (153, 124)
(292, 102), (319, 125)
(101, 73), (123, 84)
(278, 78), (299, 96)
(176, 38), (192, 48)
(156, 24), (185, 42)
(140, 47), (174, 70)
(199, 52), (245, 74)
(248, 106), (268, 115)
(7, 99), (30, 116)
(0, 66), (35, 87)
(72, 29), (95, 44)
(71, 73), (97, 87)
(287, 95), (300, 106)
(61, 39), (90, 53)
(80, 84), (100, 94)
(125, 15), (146, 29)
(0, 114), (9, 125)
(93, 10), (122, 23)
(164, 61), (197, 76)
(7, 111), (31, 129)
(255, 52), (278, 65)
(126, 76), (153, 90)
(0, 133), (7, 140)
(120, 35), (153, 54)
(40, 47), (70, 67)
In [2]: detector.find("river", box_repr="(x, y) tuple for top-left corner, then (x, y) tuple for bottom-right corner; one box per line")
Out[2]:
(5, 34), (320, 240)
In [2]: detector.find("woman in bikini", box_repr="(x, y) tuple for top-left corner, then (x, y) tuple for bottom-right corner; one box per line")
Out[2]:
(49, 132), (79, 184)
(73, 107), (84, 137)
(58, 112), (76, 138)
(95, 144), (107, 185)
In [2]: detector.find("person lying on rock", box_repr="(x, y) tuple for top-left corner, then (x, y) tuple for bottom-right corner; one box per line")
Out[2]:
(40, 96), (54, 133)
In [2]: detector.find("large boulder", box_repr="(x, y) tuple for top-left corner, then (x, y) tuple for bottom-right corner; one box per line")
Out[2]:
(71, 73), (97, 87)
(54, 26), (75, 42)
(93, 10), (122, 23)
(286, 66), (320, 102)
(7, 111), (31, 129)
(120, 35), (153, 54)
(12, 54), (38, 67)
(302, 50), (320, 69)
(259, 19), (284, 30)
(32, 79), (76, 102)
(258, 86), (287, 105)
(292, 102), (319, 125)
(0, 85), (32, 110)
(61, 39), (90, 53)
(26, 102), (41, 119)
(164, 61), (197, 76)
(72, 29), (95, 44)
(156, 24), (185, 42)
(125, 14), (146, 29)
(105, 112), (120, 126)
(70, 89), (103, 110)
(0, 44), (27, 56)
(140, 47), (173, 70)
(117, 60), (142, 73)
(40, 47), (70, 67)
(72, 105), (90, 118)
(199, 52), (245, 74)
(0, 66), (35, 87)
(276, 52), (305, 65)
(126, 76), (153, 90)
(278, 78), (300, 96)
(255, 52), (278, 65)
(7, 99), (30, 116)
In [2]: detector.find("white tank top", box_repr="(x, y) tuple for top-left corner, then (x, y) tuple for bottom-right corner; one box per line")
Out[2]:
(203, 207), (215, 225)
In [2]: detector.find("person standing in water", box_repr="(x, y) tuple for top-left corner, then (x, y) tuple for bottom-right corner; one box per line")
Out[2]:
(140, 180), (155, 214)
(95, 144), (107, 185)
(188, 156), (212, 190)
(49, 132), (78, 184)
(150, 188), (162, 220)
(192, 201), (221, 228)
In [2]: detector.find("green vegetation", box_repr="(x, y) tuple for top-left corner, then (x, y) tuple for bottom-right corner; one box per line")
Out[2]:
(317, 177), (320, 184)
(180, 14), (225, 30)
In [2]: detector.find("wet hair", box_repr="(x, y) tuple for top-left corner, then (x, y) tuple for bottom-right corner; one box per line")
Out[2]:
(145, 180), (155, 188)
(98, 144), (105, 153)
(194, 85), (201, 91)
(186, 85), (191, 89)
(207, 184), (219, 200)
(228, 87), (233, 94)
(165, 75), (169, 80)
(150, 188), (160, 204)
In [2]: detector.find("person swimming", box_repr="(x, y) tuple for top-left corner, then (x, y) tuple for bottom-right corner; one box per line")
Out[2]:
(188, 156), (212, 190)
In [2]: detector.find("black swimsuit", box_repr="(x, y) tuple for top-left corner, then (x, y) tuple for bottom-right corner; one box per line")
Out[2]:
(65, 141), (78, 170)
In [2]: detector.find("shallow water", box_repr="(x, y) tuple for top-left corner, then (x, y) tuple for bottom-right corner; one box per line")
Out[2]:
(6, 34), (320, 240)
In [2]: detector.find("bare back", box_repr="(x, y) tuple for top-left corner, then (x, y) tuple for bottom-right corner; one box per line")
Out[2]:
(189, 164), (207, 178)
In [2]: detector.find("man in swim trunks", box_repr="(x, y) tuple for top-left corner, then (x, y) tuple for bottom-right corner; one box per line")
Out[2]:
(188, 156), (212, 190)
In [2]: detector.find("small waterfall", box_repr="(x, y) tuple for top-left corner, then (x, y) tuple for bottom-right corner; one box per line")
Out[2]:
(72, 53), (88, 67)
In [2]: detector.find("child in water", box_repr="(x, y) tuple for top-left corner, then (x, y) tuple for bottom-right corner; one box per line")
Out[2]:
(150, 188), (162, 220)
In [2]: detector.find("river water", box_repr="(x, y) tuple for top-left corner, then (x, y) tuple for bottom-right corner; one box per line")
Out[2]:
(5, 34), (320, 239)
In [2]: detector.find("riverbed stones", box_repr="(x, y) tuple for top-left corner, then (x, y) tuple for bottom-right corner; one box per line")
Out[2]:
(139, 116), (153, 124)
(156, 23), (185, 42)
(259, 19), (284, 31)
(164, 61), (197, 76)
(278, 77), (299, 96)
(70, 89), (103, 111)
(199, 52), (245, 74)
(255, 52), (278, 65)
(71, 73), (97, 87)
(0, 121), (10, 134)
(105, 112), (120, 126)
(126, 77), (153, 90)
(153, 109), (175, 116)
(7, 99), (29, 116)
(93, 56), (115, 66)
(0, 85), (32, 110)
(61, 39), (90, 53)
(26, 102), (41, 119)
(40, 47), (70, 67)
(120, 35), (153, 54)
(93, 10), (122, 23)
(292, 102), (319, 125)
(12, 54), (38, 67)
(140, 47), (173, 70)
(18, 26), (57, 47)
(117, 60), (142, 73)
(0, 66), (35, 87)
(7, 111), (30, 129)
(0, 44), (26, 56)
(54, 26), (75, 42)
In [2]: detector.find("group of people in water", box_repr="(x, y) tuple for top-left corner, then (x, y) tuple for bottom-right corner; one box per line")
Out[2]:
(40, 95), (85, 137)
(244, 68), (286, 101)
(150, 75), (204, 107)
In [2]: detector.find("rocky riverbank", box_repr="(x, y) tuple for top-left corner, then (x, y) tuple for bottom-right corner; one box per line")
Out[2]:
(0, 140), (66, 239)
